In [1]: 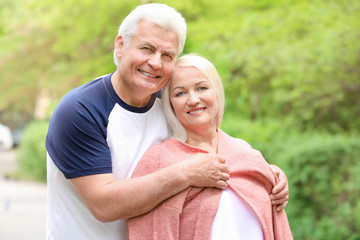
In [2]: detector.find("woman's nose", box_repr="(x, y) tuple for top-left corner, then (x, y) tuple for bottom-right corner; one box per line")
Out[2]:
(187, 92), (200, 105)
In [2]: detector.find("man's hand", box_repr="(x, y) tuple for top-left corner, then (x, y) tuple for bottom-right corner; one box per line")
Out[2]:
(270, 165), (289, 211)
(179, 153), (230, 190)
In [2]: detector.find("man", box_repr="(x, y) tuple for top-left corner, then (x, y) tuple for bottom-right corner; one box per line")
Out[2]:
(46, 3), (288, 240)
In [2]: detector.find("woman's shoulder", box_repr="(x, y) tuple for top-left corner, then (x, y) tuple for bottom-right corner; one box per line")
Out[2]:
(218, 129), (253, 150)
(133, 139), (184, 177)
(144, 138), (184, 156)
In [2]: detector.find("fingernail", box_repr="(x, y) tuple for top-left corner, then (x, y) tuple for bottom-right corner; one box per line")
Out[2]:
(272, 201), (276, 204)
(270, 195), (274, 200)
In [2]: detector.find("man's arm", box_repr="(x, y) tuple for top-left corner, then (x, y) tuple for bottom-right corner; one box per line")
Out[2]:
(270, 164), (289, 211)
(71, 153), (229, 222)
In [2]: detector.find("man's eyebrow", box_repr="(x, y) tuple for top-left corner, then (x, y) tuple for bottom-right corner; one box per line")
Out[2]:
(139, 41), (176, 56)
(163, 49), (177, 57)
(138, 41), (155, 49)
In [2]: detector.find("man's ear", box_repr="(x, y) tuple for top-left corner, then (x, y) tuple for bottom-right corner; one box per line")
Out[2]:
(114, 35), (124, 58)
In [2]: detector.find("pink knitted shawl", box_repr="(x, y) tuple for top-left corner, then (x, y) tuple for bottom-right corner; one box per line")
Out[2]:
(127, 130), (293, 240)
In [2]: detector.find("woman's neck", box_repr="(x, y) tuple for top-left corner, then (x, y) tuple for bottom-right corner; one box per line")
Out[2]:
(185, 127), (218, 154)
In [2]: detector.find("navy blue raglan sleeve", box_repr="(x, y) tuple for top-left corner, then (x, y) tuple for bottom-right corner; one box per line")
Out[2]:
(46, 81), (113, 179)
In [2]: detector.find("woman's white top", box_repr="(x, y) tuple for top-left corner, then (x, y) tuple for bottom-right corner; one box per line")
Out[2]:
(210, 188), (264, 240)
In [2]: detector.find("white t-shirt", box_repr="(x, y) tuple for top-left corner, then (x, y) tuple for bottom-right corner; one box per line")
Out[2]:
(46, 73), (169, 240)
(211, 188), (264, 240)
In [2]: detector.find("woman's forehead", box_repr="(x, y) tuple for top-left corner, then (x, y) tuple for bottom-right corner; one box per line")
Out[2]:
(171, 66), (208, 86)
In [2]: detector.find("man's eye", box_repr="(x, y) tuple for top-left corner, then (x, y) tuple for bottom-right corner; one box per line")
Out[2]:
(163, 54), (173, 61)
(142, 47), (152, 52)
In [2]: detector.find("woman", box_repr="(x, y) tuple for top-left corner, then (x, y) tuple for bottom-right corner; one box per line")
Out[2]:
(127, 54), (293, 240)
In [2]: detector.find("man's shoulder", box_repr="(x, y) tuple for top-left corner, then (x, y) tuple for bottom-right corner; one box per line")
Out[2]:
(55, 74), (114, 117)
(64, 74), (111, 102)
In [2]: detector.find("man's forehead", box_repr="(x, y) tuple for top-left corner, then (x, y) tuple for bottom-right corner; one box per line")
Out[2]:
(134, 20), (179, 53)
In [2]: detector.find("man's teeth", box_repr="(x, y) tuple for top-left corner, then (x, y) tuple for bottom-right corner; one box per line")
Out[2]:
(139, 70), (156, 77)
(189, 109), (204, 114)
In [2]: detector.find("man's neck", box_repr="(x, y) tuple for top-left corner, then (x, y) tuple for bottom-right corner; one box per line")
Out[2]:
(111, 71), (152, 107)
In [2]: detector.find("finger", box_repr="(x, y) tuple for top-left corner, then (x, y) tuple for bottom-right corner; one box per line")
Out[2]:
(276, 202), (288, 212)
(215, 180), (228, 190)
(217, 155), (226, 164)
(220, 173), (230, 181)
(271, 195), (288, 205)
(220, 164), (230, 173)
(216, 155), (230, 173)
(270, 188), (288, 200)
(272, 179), (286, 194)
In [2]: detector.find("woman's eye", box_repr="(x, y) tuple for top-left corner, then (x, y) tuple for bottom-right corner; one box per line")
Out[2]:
(199, 86), (207, 91)
(175, 91), (185, 97)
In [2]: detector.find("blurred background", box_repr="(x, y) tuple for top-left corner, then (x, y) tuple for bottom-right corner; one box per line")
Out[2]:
(0, 0), (359, 239)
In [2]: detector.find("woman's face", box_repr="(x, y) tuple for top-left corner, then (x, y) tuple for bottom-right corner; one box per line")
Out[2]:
(169, 65), (219, 132)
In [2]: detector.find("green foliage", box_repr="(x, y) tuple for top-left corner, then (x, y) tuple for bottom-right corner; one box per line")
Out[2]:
(17, 120), (48, 182)
(270, 136), (359, 239)
(280, 134), (360, 239)
(1, 0), (359, 132)
(185, 0), (360, 132)
(0, 0), (140, 124)
(221, 113), (297, 161)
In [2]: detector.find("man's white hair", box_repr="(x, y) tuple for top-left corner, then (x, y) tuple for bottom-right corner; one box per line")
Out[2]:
(113, 3), (187, 66)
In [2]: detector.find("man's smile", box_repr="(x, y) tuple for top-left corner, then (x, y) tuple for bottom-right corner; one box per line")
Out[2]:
(138, 69), (158, 78)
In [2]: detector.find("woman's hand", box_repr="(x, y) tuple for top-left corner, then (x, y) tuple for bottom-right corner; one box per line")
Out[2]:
(270, 165), (289, 211)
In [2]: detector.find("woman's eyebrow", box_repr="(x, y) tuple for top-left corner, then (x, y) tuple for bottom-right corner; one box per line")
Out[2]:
(195, 81), (208, 86)
(171, 86), (185, 92)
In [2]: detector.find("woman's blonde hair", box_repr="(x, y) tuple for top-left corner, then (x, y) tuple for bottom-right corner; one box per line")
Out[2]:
(162, 54), (225, 142)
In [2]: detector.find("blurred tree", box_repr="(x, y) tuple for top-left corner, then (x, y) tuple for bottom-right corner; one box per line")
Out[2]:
(184, 0), (360, 132)
(1, 0), (359, 132)
(0, 0), (139, 127)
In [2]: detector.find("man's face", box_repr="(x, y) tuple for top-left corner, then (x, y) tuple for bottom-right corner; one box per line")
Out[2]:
(115, 20), (179, 105)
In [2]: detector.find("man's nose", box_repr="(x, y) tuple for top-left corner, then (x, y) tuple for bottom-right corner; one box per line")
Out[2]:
(148, 53), (162, 69)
